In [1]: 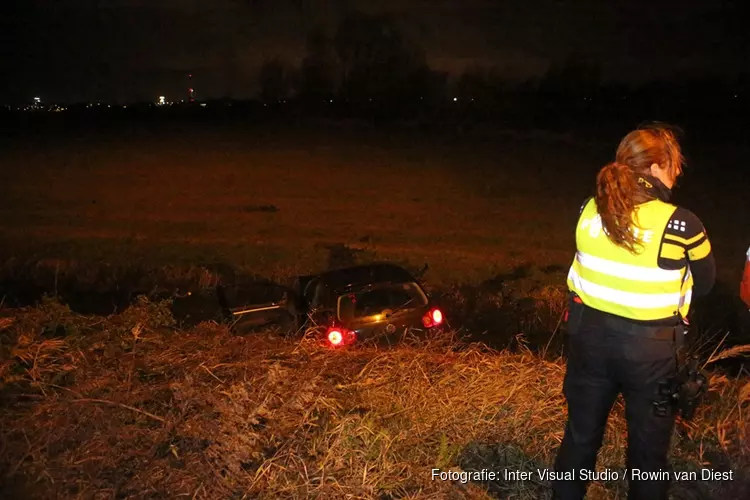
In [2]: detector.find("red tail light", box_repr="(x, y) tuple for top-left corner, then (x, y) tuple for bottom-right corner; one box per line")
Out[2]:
(327, 329), (344, 346)
(422, 308), (444, 328)
(431, 308), (443, 325)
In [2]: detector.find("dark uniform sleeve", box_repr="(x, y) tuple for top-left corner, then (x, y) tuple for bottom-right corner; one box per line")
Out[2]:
(657, 207), (716, 297)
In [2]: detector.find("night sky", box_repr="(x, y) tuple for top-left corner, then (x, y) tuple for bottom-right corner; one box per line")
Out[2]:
(4, 0), (748, 104)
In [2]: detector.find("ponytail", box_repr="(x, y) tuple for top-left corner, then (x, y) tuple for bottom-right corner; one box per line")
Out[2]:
(595, 162), (643, 253)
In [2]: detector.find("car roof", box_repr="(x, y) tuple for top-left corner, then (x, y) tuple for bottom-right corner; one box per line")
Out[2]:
(314, 262), (418, 293)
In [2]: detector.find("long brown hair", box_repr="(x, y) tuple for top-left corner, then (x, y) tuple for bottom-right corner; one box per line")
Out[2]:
(595, 124), (684, 253)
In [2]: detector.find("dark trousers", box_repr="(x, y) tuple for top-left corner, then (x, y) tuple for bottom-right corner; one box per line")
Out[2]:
(551, 311), (679, 500)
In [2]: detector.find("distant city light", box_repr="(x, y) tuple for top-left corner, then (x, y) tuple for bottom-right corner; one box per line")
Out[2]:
(158, 96), (166, 105)
(33, 97), (41, 104)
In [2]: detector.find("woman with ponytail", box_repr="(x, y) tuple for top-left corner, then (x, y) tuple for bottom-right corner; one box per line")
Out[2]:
(551, 125), (716, 500)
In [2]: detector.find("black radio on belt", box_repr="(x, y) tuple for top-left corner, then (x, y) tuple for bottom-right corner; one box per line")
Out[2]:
(654, 356), (708, 420)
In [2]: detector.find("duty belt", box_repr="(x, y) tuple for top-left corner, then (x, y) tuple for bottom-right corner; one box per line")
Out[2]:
(576, 298), (688, 365)
(572, 294), (682, 341)
(598, 314), (681, 341)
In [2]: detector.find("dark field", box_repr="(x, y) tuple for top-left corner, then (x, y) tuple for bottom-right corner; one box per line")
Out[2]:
(1, 122), (594, 282)
(1, 119), (748, 280)
(0, 116), (749, 499)
(1, 117), (749, 335)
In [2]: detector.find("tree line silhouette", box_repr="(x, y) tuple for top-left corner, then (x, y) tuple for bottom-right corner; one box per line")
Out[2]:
(258, 12), (443, 109)
(258, 12), (747, 112)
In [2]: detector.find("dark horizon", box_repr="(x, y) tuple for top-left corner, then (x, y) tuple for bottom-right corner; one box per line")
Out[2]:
(4, 0), (749, 106)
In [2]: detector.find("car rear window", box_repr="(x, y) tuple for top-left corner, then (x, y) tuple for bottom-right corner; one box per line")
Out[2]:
(337, 282), (428, 321)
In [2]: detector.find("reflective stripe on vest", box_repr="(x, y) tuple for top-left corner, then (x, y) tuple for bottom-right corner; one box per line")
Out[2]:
(567, 198), (693, 321)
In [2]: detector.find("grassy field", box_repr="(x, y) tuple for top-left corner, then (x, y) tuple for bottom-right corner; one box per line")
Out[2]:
(0, 124), (598, 284)
(1, 121), (748, 339)
(0, 299), (748, 499)
(2, 121), (748, 285)
(0, 120), (749, 499)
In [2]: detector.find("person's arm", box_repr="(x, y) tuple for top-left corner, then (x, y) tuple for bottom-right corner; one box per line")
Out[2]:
(741, 246), (750, 309)
(657, 207), (716, 297)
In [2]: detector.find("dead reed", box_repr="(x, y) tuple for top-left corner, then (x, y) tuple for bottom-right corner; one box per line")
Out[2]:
(0, 298), (747, 499)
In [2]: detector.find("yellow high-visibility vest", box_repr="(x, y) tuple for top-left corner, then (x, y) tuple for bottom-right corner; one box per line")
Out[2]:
(567, 197), (694, 321)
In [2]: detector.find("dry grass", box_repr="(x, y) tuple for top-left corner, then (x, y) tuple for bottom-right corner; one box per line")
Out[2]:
(0, 298), (748, 500)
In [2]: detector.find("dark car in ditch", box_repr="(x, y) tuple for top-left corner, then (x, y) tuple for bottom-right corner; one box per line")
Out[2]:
(218, 262), (446, 347)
